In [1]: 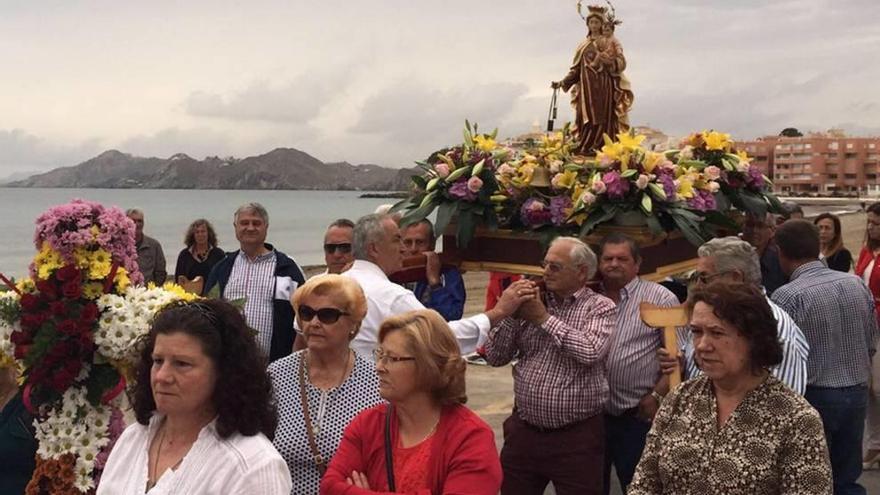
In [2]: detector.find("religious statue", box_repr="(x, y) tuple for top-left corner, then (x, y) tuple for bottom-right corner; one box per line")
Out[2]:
(552, 3), (633, 156)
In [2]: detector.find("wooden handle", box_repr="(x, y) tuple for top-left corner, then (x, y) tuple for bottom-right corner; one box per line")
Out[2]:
(640, 303), (688, 391)
(663, 326), (681, 389)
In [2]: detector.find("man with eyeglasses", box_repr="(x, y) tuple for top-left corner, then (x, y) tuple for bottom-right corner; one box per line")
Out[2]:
(742, 212), (787, 296)
(483, 236), (616, 495)
(322, 218), (355, 275)
(400, 219), (466, 321)
(596, 233), (678, 494)
(659, 236), (809, 395)
(342, 213), (527, 359)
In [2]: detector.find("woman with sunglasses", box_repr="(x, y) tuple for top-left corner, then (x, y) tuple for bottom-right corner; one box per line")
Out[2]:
(269, 274), (382, 494)
(320, 309), (502, 495)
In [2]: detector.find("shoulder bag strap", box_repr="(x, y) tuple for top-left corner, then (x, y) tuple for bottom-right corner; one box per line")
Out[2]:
(299, 354), (327, 475)
(385, 404), (396, 492)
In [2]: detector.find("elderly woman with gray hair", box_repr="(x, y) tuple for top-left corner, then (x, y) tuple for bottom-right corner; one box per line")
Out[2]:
(659, 236), (810, 394)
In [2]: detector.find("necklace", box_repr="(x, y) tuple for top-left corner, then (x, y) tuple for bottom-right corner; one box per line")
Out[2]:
(146, 425), (167, 491)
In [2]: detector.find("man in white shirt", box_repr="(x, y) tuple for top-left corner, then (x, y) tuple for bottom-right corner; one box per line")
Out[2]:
(344, 213), (526, 358)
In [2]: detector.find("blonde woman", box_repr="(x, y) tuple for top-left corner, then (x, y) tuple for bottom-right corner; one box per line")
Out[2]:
(321, 310), (502, 494)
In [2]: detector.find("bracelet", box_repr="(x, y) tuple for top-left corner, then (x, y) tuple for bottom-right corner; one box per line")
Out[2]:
(650, 390), (664, 403)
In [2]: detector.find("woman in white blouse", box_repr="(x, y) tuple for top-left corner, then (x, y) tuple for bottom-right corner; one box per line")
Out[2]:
(269, 274), (382, 495)
(98, 299), (292, 494)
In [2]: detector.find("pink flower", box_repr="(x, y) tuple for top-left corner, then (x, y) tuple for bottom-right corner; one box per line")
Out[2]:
(636, 174), (649, 190)
(580, 191), (597, 205)
(435, 163), (450, 178)
(467, 176), (483, 193)
(497, 163), (514, 176)
(528, 199), (545, 211)
(591, 178), (607, 194)
(704, 166), (721, 181)
(602, 171), (630, 199)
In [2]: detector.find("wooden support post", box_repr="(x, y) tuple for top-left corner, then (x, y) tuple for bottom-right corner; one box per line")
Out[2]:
(639, 303), (689, 389)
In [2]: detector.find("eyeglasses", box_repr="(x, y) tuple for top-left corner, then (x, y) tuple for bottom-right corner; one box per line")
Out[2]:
(297, 305), (349, 324)
(372, 348), (416, 365)
(324, 243), (352, 254)
(540, 260), (568, 273)
(687, 270), (731, 285)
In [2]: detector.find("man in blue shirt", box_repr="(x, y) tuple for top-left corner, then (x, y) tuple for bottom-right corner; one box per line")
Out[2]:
(400, 219), (466, 321)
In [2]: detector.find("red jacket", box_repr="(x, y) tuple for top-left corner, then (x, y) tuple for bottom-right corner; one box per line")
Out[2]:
(855, 246), (880, 314)
(320, 403), (502, 495)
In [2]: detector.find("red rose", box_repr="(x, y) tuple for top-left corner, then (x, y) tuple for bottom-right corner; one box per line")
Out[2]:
(13, 344), (30, 360)
(61, 280), (82, 299)
(79, 303), (99, 324)
(20, 313), (46, 331)
(9, 330), (31, 345)
(19, 293), (41, 311)
(64, 360), (82, 376)
(51, 369), (75, 392)
(35, 280), (58, 300)
(56, 264), (81, 283)
(57, 319), (79, 336)
(49, 301), (67, 316)
(78, 333), (95, 352)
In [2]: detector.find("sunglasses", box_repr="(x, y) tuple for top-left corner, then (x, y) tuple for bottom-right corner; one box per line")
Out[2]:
(324, 243), (352, 254)
(297, 305), (349, 324)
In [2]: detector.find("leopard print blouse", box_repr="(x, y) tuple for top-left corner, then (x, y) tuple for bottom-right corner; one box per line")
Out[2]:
(629, 374), (831, 495)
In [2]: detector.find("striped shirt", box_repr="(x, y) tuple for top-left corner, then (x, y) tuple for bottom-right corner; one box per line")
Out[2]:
(771, 260), (878, 388)
(681, 295), (810, 394)
(483, 287), (616, 429)
(602, 278), (679, 415)
(224, 250), (277, 356)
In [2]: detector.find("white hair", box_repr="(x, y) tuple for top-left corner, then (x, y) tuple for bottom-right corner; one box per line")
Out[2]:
(697, 236), (762, 286)
(551, 236), (597, 278)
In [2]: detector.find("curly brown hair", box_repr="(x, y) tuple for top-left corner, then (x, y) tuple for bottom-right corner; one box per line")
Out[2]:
(183, 218), (218, 248)
(132, 298), (277, 439)
(686, 280), (783, 373)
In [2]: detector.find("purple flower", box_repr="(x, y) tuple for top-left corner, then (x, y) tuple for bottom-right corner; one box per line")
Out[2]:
(520, 198), (552, 227)
(687, 189), (717, 211)
(602, 171), (630, 199)
(656, 172), (677, 201)
(448, 179), (477, 201)
(550, 195), (572, 226)
(745, 165), (765, 191)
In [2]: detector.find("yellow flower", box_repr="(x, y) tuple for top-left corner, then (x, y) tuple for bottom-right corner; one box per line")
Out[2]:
(736, 149), (751, 163)
(162, 282), (199, 302)
(474, 135), (497, 152)
(15, 278), (35, 294)
(570, 183), (586, 204)
(87, 249), (113, 280)
(600, 134), (625, 161)
(90, 225), (101, 240)
(702, 130), (731, 151)
(114, 268), (131, 293)
(617, 132), (646, 150)
(551, 170), (578, 190)
(33, 244), (64, 280)
(643, 152), (662, 174)
(677, 176), (695, 199)
(83, 282), (105, 300)
(73, 248), (92, 269)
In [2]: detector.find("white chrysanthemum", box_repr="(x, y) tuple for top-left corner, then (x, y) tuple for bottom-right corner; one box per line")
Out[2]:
(0, 290), (20, 364)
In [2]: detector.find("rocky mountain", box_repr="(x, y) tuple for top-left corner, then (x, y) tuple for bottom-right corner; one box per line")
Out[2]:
(7, 148), (419, 191)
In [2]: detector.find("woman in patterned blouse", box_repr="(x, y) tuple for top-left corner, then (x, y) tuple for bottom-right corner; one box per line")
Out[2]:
(269, 274), (382, 495)
(630, 280), (832, 495)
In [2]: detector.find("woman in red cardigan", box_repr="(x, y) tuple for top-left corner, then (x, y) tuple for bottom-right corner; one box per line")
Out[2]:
(320, 309), (502, 495)
(856, 202), (880, 468)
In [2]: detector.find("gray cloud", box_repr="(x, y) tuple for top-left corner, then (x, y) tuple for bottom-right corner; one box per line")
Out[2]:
(120, 127), (237, 159)
(0, 129), (100, 172)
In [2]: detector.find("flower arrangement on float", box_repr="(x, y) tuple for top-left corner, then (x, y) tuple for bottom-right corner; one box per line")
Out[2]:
(397, 123), (780, 247)
(0, 199), (196, 494)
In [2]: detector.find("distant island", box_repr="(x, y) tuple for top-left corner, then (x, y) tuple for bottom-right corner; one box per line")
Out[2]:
(5, 148), (418, 191)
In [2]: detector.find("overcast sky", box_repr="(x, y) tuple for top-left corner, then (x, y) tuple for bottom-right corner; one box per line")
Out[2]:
(1, 0), (878, 175)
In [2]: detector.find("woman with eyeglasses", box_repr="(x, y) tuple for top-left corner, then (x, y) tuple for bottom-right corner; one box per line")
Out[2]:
(269, 274), (382, 494)
(98, 299), (291, 494)
(320, 309), (502, 495)
(856, 203), (880, 469)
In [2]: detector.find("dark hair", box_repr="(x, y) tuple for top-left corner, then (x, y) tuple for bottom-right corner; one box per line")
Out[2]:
(867, 203), (880, 250)
(327, 218), (355, 230)
(599, 232), (641, 262)
(814, 213), (844, 256)
(779, 201), (804, 220)
(401, 219), (436, 242)
(774, 219), (820, 261)
(183, 219), (218, 248)
(132, 299), (277, 439)
(686, 280), (782, 372)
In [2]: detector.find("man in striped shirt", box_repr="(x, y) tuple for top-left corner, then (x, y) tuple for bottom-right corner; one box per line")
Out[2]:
(597, 233), (678, 494)
(772, 220), (878, 494)
(484, 237), (616, 495)
(672, 236), (809, 394)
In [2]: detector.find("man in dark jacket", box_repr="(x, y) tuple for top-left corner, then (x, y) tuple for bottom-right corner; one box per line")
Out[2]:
(205, 202), (305, 363)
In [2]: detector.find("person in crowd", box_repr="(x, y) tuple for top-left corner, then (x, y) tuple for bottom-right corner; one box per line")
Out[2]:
(323, 219), (356, 275)
(174, 219), (225, 291)
(484, 236), (616, 495)
(0, 362), (37, 494)
(270, 275), (382, 494)
(320, 309), (502, 494)
(816, 213), (853, 272)
(596, 233), (677, 494)
(127, 208), (167, 285)
(485, 272), (522, 311)
(742, 211), (787, 295)
(778, 201), (805, 223)
(772, 219), (878, 494)
(855, 203), (880, 469)
(400, 219), (466, 321)
(97, 299), (292, 494)
(663, 236), (810, 394)
(205, 203), (305, 362)
(342, 213), (523, 359)
(629, 281), (831, 495)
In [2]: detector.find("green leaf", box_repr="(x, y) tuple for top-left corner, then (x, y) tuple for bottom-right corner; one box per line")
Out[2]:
(457, 210), (476, 248)
(669, 211), (708, 246)
(679, 160), (706, 169)
(641, 194), (653, 214)
(434, 202), (457, 237)
(620, 169), (638, 179)
(647, 182), (667, 201)
(411, 175), (427, 190)
(579, 205), (618, 237)
(713, 191), (731, 212)
(400, 200), (436, 228)
(645, 214), (664, 235)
